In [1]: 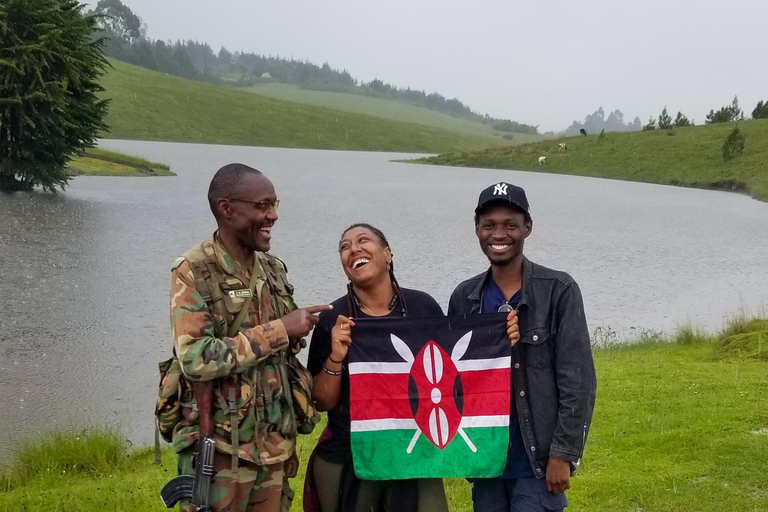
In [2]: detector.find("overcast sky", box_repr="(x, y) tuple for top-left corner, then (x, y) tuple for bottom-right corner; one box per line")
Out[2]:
(87, 0), (768, 132)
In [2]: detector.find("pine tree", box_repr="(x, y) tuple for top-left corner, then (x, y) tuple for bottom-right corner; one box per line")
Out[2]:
(658, 107), (672, 129)
(729, 96), (744, 121)
(706, 95), (743, 124)
(674, 111), (692, 127)
(642, 117), (656, 131)
(0, 0), (109, 191)
(752, 100), (768, 119)
(722, 126), (745, 161)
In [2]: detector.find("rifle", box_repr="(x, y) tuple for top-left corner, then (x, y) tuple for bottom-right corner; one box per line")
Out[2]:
(160, 380), (216, 511)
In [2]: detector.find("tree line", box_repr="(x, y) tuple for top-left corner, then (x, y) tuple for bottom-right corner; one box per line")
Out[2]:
(558, 94), (768, 137)
(91, 0), (538, 134)
(557, 108), (643, 137)
(642, 96), (767, 131)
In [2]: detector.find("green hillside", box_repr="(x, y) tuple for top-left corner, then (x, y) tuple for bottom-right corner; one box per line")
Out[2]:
(418, 120), (768, 201)
(240, 83), (542, 145)
(100, 60), (512, 153)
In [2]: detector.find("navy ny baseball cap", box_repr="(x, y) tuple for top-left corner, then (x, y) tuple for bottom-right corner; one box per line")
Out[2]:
(475, 182), (530, 218)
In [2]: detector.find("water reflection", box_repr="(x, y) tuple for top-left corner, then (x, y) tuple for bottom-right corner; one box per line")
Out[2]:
(1, 139), (766, 459)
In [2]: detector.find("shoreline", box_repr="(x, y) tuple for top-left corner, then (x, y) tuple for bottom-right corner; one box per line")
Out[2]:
(412, 120), (768, 203)
(67, 147), (175, 178)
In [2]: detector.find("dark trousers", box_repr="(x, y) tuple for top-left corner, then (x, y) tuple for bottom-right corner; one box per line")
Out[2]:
(313, 454), (448, 512)
(472, 477), (567, 512)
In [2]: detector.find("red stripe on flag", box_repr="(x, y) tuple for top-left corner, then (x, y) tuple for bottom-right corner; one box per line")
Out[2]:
(461, 368), (510, 417)
(349, 367), (510, 421)
(349, 373), (411, 421)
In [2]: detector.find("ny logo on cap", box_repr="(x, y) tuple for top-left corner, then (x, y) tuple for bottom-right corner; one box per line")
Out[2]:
(493, 183), (508, 196)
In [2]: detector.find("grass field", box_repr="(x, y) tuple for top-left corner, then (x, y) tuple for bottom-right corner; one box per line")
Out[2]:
(68, 148), (174, 177)
(100, 60), (517, 154)
(2, 318), (766, 511)
(240, 83), (542, 146)
(417, 120), (768, 202)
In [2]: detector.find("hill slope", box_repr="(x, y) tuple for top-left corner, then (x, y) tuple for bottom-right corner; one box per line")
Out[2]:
(418, 121), (768, 201)
(100, 60), (510, 153)
(240, 83), (542, 145)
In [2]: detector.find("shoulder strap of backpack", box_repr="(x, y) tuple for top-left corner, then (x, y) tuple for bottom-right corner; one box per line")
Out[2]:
(183, 244), (214, 304)
(257, 252), (296, 318)
(183, 243), (233, 332)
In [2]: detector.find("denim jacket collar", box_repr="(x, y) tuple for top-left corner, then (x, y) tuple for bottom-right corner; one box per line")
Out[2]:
(466, 256), (532, 312)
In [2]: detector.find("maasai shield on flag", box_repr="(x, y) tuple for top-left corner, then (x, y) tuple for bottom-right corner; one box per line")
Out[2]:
(348, 313), (511, 480)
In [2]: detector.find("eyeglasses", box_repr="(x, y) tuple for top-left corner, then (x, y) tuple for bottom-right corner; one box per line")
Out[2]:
(226, 198), (280, 211)
(497, 303), (515, 313)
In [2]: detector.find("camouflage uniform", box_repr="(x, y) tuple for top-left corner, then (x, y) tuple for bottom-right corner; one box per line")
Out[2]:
(169, 233), (299, 512)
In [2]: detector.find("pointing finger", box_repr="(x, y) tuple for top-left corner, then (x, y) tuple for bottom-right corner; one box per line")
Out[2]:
(305, 304), (334, 314)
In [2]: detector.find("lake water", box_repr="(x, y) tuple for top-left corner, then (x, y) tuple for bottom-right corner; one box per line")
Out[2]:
(1, 140), (766, 460)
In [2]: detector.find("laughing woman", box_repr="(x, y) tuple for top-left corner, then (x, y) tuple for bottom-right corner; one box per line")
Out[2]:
(304, 223), (520, 512)
(304, 223), (449, 512)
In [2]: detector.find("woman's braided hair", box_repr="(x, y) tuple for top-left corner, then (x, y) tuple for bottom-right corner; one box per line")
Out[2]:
(340, 223), (408, 317)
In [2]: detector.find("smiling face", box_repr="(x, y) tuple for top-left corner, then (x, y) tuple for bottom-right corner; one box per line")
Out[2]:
(218, 173), (278, 252)
(339, 226), (392, 288)
(475, 203), (532, 267)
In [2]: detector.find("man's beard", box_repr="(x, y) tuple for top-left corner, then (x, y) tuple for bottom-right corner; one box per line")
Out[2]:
(488, 254), (515, 267)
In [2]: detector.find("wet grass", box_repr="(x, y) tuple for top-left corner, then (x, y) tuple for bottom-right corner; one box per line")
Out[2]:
(100, 60), (512, 154)
(0, 427), (129, 492)
(416, 120), (768, 202)
(68, 148), (174, 177)
(2, 318), (766, 511)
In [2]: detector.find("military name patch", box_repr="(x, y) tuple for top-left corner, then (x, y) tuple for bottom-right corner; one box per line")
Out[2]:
(229, 289), (253, 299)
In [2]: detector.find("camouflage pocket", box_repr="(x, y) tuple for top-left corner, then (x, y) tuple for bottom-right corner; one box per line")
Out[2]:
(287, 358), (320, 435)
(155, 356), (184, 443)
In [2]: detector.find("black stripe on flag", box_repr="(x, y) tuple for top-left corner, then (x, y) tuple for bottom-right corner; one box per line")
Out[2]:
(349, 313), (510, 363)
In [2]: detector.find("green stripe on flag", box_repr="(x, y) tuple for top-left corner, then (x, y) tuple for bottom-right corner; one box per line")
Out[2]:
(351, 426), (509, 480)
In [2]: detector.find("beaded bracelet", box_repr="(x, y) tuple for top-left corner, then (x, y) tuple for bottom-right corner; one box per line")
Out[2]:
(323, 361), (343, 376)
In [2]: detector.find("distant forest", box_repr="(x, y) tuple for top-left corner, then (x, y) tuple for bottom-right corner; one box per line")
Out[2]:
(92, 0), (538, 134)
(556, 107), (642, 136)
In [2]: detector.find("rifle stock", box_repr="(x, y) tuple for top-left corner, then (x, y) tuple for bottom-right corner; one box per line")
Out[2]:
(160, 380), (216, 511)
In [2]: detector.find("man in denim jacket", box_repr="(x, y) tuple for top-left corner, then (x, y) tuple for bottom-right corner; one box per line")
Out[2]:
(448, 182), (597, 512)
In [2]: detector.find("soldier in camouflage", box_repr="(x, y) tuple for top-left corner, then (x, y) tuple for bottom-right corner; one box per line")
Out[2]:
(169, 163), (331, 512)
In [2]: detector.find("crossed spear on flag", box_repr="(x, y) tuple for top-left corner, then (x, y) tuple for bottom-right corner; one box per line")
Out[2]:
(389, 332), (478, 454)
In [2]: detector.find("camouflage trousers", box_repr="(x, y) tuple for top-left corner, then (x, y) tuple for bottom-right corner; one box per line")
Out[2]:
(178, 448), (286, 512)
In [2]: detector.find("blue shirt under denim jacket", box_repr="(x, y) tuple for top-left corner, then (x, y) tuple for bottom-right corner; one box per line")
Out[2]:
(448, 257), (597, 479)
(480, 279), (533, 479)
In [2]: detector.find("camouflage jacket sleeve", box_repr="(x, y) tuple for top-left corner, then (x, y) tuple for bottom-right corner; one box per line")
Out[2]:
(170, 260), (289, 381)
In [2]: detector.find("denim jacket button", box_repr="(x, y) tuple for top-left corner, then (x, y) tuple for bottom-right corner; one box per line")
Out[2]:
(530, 446), (536, 452)
(514, 363), (520, 369)
(520, 391), (525, 397)
(533, 335), (539, 341)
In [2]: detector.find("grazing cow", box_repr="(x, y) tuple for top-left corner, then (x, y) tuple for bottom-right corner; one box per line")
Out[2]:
(538, 156), (547, 166)
(558, 143), (567, 152)
(579, 128), (587, 136)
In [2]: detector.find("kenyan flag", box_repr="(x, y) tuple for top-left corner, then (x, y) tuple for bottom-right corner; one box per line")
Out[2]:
(348, 313), (511, 480)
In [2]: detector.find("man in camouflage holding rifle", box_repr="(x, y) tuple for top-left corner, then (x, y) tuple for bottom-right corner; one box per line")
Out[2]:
(166, 163), (331, 512)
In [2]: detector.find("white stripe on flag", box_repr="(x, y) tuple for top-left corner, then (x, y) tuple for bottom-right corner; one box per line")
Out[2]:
(460, 415), (509, 428)
(350, 415), (508, 432)
(348, 357), (510, 375)
(350, 418), (417, 432)
(457, 358), (510, 372)
(348, 362), (412, 375)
